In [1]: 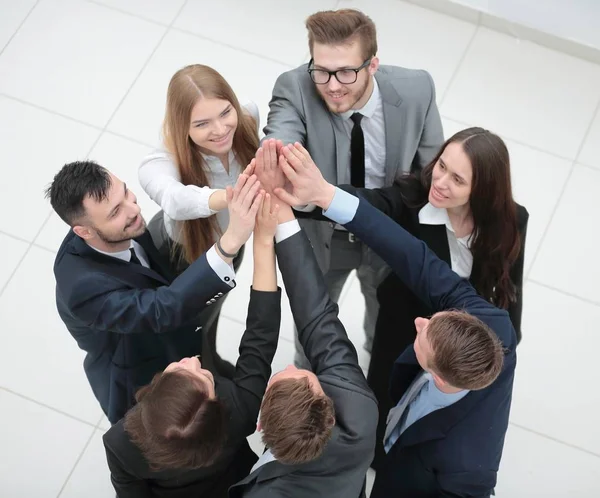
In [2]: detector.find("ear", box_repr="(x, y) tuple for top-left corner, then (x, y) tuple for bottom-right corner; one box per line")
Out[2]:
(256, 420), (262, 432)
(431, 371), (447, 389)
(369, 57), (380, 75)
(72, 224), (95, 240)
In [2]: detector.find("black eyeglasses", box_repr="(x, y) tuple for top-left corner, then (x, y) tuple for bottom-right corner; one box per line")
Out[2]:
(307, 58), (372, 85)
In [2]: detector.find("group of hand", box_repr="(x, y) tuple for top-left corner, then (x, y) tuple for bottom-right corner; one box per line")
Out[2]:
(221, 139), (334, 252)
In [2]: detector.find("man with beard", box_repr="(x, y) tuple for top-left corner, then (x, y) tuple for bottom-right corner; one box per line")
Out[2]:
(46, 160), (262, 424)
(263, 8), (444, 370)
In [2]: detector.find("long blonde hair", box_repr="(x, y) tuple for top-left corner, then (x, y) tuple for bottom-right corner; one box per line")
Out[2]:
(162, 64), (259, 264)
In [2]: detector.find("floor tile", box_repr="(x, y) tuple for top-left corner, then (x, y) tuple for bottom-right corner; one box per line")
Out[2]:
(60, 429), (114, 498)
(509, 282), (600, 454)
(108, 29), (289, 146)
(0, 0), (165, 127)
(338, 0), (476, 100)
(0, 233), (28, 291)
(173, 0), (336, 66)
(35, 133), (156, 251)
(442, 27), (600, 159)
(0, 389), (95, 498)
(0, 0), (36, 50)
(578, 106), (600, 170)
(0, 247), (103, 424)
(529, 164), (600, 302)
(495, 424), (600, 497)
(0, 96), (99, 241)
(91, 0), (186, 25)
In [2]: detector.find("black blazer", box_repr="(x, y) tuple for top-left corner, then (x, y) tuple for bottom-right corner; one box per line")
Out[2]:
(345, 183), (529, 339)
(102, 289), (282, 498)
(343, 197), (517, 497)
(229, 230), (378, 498)
(54, 230), (232, 424)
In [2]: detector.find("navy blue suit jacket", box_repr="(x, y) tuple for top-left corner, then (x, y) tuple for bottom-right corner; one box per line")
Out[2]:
(54, 230), (232, 424)
(344, 197), (516, 498)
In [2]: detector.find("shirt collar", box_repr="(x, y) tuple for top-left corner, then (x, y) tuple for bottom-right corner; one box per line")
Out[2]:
(88, 240), (135, 262)
(418, 203), (472, 247)
(340, 78), (381, 121)
(201, 150), (235, 164)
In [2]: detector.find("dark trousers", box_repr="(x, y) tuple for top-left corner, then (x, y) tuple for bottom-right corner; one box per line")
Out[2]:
(148, 211), (243, 379)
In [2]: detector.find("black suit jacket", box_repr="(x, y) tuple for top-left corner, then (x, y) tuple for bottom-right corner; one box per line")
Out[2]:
(229, 230), (378, 498)
(54, 230), (232, 424)
(102, 289), (282, 498)
(344, 183), (528, 338)
(342, 197), (517, 497)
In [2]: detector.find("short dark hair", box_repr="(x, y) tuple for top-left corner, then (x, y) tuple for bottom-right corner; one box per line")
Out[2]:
(306, 9), (377, 60)
(123, 370), (228, 471)
(428, 311), (505, 390)
(259, 377), (335, 464)
(44, 160), (111, 226)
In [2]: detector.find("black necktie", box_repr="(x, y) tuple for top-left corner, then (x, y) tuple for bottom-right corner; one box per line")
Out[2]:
(129, 247), (142, 266)
(350, 112), (365, 188)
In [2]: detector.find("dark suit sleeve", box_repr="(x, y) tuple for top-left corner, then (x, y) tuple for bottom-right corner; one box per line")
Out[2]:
(276, 231), (366, 385)
(262, 70), (307, 145)
(507, 205), (529, 339)
(228, 288), (282, 435)
(436, 469), (497, 498)
(104, 442), (151, 498)
(67, 254), (232, 334)
(411, 71), (444, 174)
(346, 197), (490, 314)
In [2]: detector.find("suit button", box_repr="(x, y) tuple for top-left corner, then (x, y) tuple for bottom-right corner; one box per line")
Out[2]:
(224, 276), (230, 282)
(195, 326), (202, 332)
(210, 298), (216, 303)
(217, 292), (223, 297)
(206, 300), (212, 305)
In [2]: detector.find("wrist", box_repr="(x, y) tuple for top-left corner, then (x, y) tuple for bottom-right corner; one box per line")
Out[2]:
(277, 204), (295, 224)
(219, 231), (243, 256)
(315, 183), (336, 210)
(253, 234), (275, 248)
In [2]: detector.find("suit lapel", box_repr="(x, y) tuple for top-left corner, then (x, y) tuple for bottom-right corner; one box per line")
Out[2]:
(376, 72), (405, 184)
(418, 223), (451, 265)
(229, 460), (304, 496)
(135, 231), (174, 282)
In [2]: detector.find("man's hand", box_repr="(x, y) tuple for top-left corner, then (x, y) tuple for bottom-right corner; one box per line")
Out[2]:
(274, 143), (336, 210)
(254, 138), (287, 194)
(254, 193), (280, 245)
(219, 174), (262, 255)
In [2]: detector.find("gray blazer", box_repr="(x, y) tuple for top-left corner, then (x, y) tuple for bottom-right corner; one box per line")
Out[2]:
(229, 228), (378, 498)
(263, 64), (444, 272)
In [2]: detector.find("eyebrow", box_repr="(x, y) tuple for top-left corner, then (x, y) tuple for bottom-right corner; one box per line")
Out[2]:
(191, 104), (232, 125)
(107, 183), (126, 219)
(440, 157), (465, 182)
(313, 64), (353, 71)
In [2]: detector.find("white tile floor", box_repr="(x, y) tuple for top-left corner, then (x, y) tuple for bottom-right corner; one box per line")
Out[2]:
(0, 0), (599, 496)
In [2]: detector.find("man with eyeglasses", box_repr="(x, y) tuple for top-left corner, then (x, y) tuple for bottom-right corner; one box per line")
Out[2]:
(262, 9), (444, 375)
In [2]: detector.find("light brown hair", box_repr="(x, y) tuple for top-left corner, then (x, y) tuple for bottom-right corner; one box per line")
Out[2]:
(427, 310), (504, 390)
(163, 64), (259, 263)
(123, 370), (227, 471)
(306, 9), (377, 60)
(259, 377), (335, 464)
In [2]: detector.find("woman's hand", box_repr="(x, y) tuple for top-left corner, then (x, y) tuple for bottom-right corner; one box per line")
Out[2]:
(254, 193), (280, 245)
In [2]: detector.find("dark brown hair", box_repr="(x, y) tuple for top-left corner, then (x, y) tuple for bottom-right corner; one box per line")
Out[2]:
(401, 127), (521, 309)
(427, 311), (504, 390)
(306, 9), (377, 60)
(123, 370), (227, 471)
(163, 64), (259, 264)
(259, 377), (335, 464)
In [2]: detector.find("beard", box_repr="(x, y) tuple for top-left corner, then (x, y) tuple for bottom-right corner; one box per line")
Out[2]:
(94, 216), (146, 246)
(318, 76), (371, 114)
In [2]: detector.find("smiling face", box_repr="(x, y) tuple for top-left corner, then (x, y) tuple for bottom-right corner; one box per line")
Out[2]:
(73, 173), (146, 250)
(428, 141), (473, 210)
(311, 40), (378, 114)
(164, 356), (216, 399)
(188, 97), (238, 157)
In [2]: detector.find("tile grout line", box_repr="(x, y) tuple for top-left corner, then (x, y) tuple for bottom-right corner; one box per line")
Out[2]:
(0, 229), (35, 246)
(527, 278), (600, 308)
(83, 0), (171, 27)
(0, 386), (98, 429)
(509, 421), (600, 459)
(438, 21), (479, 108)
(524, 94), (600, 279)
(55, 427), (98, 498)
(0, 0), (41, 59)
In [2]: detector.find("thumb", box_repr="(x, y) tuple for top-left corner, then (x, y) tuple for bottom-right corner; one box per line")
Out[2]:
(274, 187), (299, 206)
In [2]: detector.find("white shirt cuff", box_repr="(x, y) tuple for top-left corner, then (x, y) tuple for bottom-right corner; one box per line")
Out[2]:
(206, 246), (236, 287)
(322, 187), (359, 225)
(275, 220), (301, 243)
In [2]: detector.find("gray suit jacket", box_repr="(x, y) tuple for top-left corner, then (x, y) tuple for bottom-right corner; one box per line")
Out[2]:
(229, 229), (378, 498)
(263, 64), (444, 272)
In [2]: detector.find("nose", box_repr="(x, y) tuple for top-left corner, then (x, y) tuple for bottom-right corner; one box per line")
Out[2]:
(327, 76), (342, 92)
(213, 120), (227, 136)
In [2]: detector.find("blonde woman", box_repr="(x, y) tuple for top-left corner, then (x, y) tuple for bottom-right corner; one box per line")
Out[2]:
(139, 64), (260, 377)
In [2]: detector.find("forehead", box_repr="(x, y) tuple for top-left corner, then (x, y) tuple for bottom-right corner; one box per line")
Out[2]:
(190, 97), (232, 121)
(81, 173), (123, 216)
(440, 142), (472, 180)
(312, 40), (364, 68)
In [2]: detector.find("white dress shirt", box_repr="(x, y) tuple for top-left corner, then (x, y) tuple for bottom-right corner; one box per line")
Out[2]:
(340, 79), (387, 189)
(91, 240), (150, 268)
(139, 102), (260, 241)
(418, 203), (473, 278)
